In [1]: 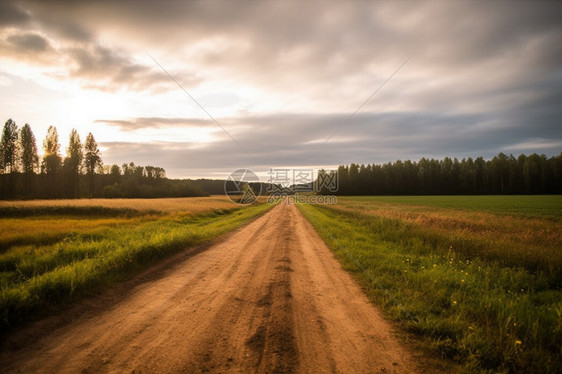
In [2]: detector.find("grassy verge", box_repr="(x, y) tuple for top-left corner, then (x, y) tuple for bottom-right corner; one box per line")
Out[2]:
(297, 198), (561, 373)
(0, 201), (273, 332)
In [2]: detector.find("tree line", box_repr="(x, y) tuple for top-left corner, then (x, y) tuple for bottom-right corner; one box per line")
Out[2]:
(0, 119), (206, 199)
(3, 119), (560, 199)
(333, 153), (562, 195)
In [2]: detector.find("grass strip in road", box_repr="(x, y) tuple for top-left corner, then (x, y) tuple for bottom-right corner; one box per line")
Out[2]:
(0, 202), (273, 332)
(297, 202), (561, 373)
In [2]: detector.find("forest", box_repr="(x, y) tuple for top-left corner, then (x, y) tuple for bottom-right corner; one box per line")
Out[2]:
(332, 152), (562, 195)
(0, 119), (206, 199)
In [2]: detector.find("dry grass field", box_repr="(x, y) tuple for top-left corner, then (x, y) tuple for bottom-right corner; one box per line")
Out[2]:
(0, 196), (237, 214)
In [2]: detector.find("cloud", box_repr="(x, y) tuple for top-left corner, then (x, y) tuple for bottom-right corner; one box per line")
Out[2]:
(36, 14), (92, 43)
(0, 31), (57, 66)
(0, 2), (31, 27)
(97, 100), (562, 178)
(0, 2), (196, 93)
(1, 0), (561, 177)
(502, 139), (562, 152)
(4, 0), (561, 102)
(96, 117), (214, 131)
(79, 0), (561, 108)
(64, 45), (182, 92)
(6, 32), (49, 51)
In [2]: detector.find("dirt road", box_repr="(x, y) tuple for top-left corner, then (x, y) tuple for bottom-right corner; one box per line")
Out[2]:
(1, 203), (422, 373)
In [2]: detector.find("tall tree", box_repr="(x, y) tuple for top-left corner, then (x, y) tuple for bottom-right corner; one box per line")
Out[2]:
(19, 123), (39, 197)
(1, 118), (19, 174)
(66, 129), (83, 172)
(20, 123), (39, 174)
(42, 125), (62, 175)
(84, 132), (102, 195)
(42, 126), (62, 197)
(64, 129), (83, 197)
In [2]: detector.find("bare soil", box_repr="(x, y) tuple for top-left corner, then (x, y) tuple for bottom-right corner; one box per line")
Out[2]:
(1, 203), (434, 373)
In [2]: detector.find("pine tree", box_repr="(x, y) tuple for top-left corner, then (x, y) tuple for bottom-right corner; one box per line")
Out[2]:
(64, 129), (83, 197)
(42, 125), (61, 175)
(84, 132), (102, 195)
(20, 124), (38, 174)
(1, 118), (19, 174)
(41, 126), (62, 197)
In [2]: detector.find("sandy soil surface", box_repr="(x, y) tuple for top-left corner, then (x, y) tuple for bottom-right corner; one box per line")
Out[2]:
(1, 203), (431, 373)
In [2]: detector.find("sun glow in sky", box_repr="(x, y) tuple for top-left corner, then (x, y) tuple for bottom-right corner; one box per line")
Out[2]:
(0, 0), (561, 178)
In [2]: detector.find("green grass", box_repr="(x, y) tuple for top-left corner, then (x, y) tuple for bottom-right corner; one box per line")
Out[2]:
(298, 196), (562, 373)
(343, 195), (562, 220)
(0, 201), (273, 332)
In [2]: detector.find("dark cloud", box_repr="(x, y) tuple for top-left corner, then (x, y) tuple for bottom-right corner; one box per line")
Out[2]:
(0, 31), (54, 64)
(11, 0), (93, 42)
(6, 32), (49, 51)
(42, 17), (92, 43)
(65, 45), (177, 91)
(0, 2), (31, 27)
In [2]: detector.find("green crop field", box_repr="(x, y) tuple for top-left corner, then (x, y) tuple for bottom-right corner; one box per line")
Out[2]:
(0, 197), (273, 331)
(342, 195), (562, 219)
(298, 195), (562, 373)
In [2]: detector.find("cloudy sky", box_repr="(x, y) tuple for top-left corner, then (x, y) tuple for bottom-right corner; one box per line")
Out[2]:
(1, 0), (561, 178)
